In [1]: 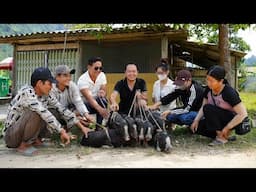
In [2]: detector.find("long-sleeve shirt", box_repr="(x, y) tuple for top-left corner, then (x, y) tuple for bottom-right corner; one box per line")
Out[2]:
(50, 81), (89, 116)
(160, 80), (204, 115)
(3, 85), (78, 136)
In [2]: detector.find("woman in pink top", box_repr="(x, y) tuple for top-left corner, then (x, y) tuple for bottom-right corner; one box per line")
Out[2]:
(190, 65), (248, 146)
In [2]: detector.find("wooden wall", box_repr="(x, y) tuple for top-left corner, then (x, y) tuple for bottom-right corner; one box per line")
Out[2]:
(105, 70), (207, 105)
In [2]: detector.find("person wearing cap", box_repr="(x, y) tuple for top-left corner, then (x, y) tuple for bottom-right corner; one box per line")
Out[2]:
(2, 67), (71, 156)
(77, 57), (109, 129)
(49, 65), (95, 134)
(110, 63), (148, 115)
(152, 58), (176, 113)
(148, 69), (204, 126)
(190, 65), (248, 146)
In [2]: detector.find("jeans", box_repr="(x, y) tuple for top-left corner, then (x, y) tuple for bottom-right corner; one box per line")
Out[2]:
(85, 96), (108, 125)
(166, 111), (198, 126)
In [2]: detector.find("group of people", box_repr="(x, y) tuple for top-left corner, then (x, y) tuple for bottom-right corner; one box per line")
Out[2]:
(2, 56), (248, 156)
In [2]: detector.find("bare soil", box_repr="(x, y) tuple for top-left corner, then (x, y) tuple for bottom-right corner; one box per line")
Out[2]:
(1, 136), (256, 168)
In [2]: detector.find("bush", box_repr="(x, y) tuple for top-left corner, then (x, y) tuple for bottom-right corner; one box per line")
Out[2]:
(0, 122), (3, 138)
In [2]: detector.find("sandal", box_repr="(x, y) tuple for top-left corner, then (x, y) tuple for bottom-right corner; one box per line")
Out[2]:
(17, 146), (39, 156)
(35, 141), (53, 148)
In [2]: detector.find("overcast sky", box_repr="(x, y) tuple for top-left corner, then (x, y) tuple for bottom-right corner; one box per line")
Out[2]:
(238, 25), (256, 58)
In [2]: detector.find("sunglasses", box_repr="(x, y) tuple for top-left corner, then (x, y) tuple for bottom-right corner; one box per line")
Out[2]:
(94, 66), (103, 71)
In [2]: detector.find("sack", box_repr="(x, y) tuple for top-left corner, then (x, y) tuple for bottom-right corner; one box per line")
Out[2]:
(235, 117), (251, 135)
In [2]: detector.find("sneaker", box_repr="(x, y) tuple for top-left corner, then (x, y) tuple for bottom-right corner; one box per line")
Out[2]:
(208, 138), (227, 146)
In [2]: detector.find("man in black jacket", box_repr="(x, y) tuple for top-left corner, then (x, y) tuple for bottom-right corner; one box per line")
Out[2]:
(149, 69), (204, 126)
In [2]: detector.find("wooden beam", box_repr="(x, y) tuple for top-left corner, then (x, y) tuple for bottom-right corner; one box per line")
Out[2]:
(161, 36), (168, 58)
(12, 45), (17, 95)
(16, 43), (79, 51)
(0, 31), (188, 44)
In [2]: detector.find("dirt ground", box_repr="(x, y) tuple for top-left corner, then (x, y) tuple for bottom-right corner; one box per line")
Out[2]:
(1, 137), (256, 168)
(1, 102), (256, 168)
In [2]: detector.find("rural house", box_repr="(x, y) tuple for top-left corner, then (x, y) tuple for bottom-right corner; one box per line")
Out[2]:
(0, 25), (246, 99)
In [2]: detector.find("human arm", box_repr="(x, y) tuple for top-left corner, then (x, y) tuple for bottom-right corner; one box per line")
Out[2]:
(47, 92), (79, 129)
(68, 82), (95, 123)
(220, 86), (247, 138)
(190, 98), (208, 133)
(98, 84), (107, 98)
(59, 128), (71, 145)
(24, 88), (64, 133)
(161, 109), (172, 119)
(152, 81), (157, 103)
(77, 72), (108, 118)
(170, 84), (196, 115)
(69, 81), (89, 115)
(80, 88), (108, 118)
(110, 90), (119, 111)
(137, 90), (148, 107)
(148, 101), (162, 110)
(160, 89), (180, 105)
(221, 102), (248, 138)
(23, 88), (71, 144)
(136, 79), (148, 107)
(75, 121), (92, 138)
(148, 89), (180, 110)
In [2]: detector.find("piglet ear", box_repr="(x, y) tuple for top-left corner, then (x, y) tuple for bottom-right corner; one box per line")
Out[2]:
(156, 141), (161, 152)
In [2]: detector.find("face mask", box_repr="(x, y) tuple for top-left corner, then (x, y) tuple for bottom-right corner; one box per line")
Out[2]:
(157, 74), (167, 81)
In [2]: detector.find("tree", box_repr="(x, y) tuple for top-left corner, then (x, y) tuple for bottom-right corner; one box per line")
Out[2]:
(219, 24), (233, 86)
(66, 24), (252, 87)
(66, 23), (252, 53)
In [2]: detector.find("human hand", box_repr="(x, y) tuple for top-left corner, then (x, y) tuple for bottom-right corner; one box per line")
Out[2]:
(190, 120), (199, 133)
(82, 126), (92, 138)
(138, 99), (147, 107)
(148, 104), (159, 110)
(161, 110), (171, 119)
(135, 90), (143, 99)
(60, 129), (71, 146)
(84, 113), (95, 123)
(99, 108), (109, 118)
(221, 127), (231, 140)
(110, 103), (119, 111)
(98, 89), (106, 98)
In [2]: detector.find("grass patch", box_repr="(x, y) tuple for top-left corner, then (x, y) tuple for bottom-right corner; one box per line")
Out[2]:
(0, 122), (3, 138)
(239, 92), (256, 112)
(170, 124), (256, 153)
(50, 125), (88, 147)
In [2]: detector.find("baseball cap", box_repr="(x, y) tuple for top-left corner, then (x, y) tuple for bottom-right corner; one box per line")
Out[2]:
(174, 69), (192, 86)
(55, 65), (75, 76)
(31, 67), (56, 86)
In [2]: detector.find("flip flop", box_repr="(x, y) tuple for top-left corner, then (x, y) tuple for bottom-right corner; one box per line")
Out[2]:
(17, 146), (39, 156)
(35, 142), (53, 148)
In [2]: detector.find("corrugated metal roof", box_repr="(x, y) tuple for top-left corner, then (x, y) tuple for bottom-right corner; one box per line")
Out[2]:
(0, 25), (178, 39)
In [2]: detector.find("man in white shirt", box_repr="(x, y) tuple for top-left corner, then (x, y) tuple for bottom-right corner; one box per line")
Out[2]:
(77, 57), (109, 130)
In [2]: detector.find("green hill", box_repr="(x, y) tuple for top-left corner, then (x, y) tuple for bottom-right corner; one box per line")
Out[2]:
(0, 24), (65, 61)
(245, 55), (256, 66)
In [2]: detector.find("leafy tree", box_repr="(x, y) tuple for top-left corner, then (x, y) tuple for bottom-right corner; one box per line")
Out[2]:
(238, 60), (248, 91)
(66, 23), (252, 53)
